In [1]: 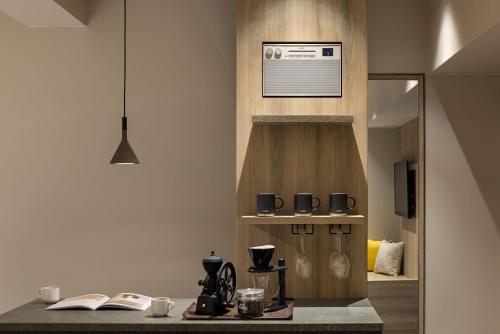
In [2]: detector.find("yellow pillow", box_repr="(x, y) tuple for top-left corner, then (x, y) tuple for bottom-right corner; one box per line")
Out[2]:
(367, 240), (382, 271)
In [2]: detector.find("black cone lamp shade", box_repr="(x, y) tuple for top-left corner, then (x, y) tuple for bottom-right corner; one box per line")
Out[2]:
(110, 0), (139, 165)
(110, 117), (139, 164)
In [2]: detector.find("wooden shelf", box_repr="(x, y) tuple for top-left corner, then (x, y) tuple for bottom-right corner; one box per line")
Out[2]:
(241, 215), (365, 225)
(252, 115), (354, 125)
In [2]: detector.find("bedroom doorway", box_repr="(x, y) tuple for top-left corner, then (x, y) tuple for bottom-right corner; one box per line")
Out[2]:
(367, 74), (425, 334)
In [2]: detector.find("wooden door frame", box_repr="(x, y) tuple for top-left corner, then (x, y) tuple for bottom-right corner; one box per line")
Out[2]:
(368, 73), (426, 334)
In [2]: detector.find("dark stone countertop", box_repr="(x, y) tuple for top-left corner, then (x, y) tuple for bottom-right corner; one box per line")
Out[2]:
(0, 298), (383, 333)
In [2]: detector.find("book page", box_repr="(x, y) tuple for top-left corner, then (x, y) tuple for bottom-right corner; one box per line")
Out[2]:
(101, 293), (151, 311)
(46, 294), (109, 311)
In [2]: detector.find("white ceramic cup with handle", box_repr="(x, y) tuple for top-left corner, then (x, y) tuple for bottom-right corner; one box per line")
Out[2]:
(39, 286), (60, 304)
(150, 297), (175, 317)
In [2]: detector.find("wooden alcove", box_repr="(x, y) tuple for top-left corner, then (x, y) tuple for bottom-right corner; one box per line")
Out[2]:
(236, 0), (368, 299)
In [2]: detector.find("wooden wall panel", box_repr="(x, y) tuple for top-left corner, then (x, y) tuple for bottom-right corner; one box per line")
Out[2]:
(237, 0), (367, 298)
(237, 0), (368, 183)
(399, 118), (419, 279)
(400, 119), (419, 162)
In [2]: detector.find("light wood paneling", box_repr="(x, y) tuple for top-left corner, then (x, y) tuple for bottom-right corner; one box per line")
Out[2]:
(400, 118), (419, 161)
(237, 0), (368, 184)
(399, 119), (419, 279)
(239, 125), (367, 298)
(237, 0), (367, 299)
(252, 115), (354, 124)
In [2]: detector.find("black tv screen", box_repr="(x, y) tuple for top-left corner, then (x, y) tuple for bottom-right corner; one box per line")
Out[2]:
(394, 160), (415, 219)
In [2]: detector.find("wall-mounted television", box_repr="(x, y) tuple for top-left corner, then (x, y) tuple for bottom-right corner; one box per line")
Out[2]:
(394, 160), (416, 219)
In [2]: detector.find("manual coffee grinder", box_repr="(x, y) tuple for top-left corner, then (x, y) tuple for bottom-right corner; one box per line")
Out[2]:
(195, 251), (236, 315)
(248, 245), (288, 312)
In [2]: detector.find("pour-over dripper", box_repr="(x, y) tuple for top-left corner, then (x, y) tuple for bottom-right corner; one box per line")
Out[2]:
(248, 245), (275, 268)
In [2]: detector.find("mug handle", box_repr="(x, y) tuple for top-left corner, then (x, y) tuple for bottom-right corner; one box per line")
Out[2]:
(312, 196), (321, 211)
(275, 196), (284, 210)
(347, 196), (356, 210)
(168, 299), (175, 310)
(39, 288), (45, 300)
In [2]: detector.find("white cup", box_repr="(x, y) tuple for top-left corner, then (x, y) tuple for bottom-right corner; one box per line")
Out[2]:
(39, 286), (60, 304)
(150, 297), (175, 317)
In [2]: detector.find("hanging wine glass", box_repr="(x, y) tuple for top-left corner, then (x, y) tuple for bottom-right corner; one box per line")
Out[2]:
(295, 234), (312, 279)
(329, 233), (350, 279)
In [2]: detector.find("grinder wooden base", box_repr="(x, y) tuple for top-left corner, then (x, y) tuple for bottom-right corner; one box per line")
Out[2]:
(182, 302), (293, 320)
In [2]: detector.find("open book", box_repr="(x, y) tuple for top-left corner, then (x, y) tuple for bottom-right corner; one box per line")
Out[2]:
(46, 293), (151, 311)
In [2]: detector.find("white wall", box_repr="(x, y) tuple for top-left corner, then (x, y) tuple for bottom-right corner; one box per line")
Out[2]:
(428, 2), (500, 332)
(426, 77), (500, 333)
(368, 0), (428, 73)
(368, 129), (400, 242)
(430, 0), (500, 70)
(0, 0), (235, 313)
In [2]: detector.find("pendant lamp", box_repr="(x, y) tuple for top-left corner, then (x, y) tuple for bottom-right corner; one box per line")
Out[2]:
(110, 0), (139, 165)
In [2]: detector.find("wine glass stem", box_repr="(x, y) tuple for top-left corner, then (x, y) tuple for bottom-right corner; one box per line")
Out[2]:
(336, 234), (342, 252)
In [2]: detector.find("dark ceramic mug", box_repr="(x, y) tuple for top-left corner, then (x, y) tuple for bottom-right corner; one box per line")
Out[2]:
(294, 193), (321, 216)
(256, 193), (284, 216)
(329, 193), (356, 216)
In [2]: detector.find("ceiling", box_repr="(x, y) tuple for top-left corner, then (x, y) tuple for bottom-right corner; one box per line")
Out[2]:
(368, 80), (418, 129)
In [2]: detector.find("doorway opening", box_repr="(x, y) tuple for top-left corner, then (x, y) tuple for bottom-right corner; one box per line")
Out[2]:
(367, 74), (425, 334)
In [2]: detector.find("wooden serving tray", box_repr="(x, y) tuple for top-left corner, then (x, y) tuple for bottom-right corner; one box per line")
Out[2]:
(182, 302), (293, 320)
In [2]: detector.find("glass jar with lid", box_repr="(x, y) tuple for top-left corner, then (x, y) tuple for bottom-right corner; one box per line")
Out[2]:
(237, 288), (264, 317)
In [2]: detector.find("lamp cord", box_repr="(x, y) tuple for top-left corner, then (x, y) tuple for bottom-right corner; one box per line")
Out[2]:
(123, 0), (127, 118)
